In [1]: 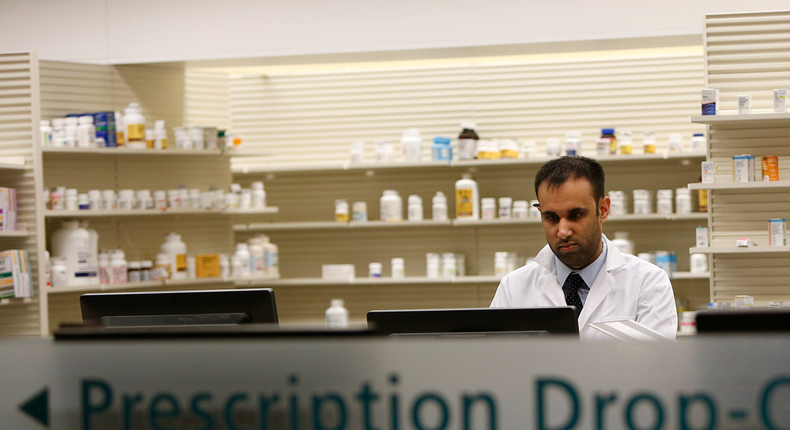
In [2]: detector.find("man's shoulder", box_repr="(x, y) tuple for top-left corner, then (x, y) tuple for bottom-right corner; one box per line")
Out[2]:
(501, 260), (551, 284)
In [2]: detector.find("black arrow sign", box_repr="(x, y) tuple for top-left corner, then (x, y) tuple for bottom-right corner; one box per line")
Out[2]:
(19, 387), (48, 427)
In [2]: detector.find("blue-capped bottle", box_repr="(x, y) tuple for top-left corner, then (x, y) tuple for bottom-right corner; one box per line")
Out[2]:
(431, 136), (452, 161)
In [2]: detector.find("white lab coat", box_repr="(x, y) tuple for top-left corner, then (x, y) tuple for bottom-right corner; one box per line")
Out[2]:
(490, 236), (678, 340)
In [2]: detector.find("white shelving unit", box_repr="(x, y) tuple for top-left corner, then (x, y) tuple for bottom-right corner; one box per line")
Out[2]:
(689, 247), (790, 254)
(46, 274), (280, 295)
(42, 147), (224, 156)
(45, 207), (279, 218)
(689, 181), (790, 190)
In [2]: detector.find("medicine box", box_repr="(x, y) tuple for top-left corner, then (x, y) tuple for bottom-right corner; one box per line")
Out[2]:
(195, 254), (221, 278)
(0, 250), (31, 299)
(322, 264), (355, 280)
(701, 89), (719, 115)
(701, 162), (717, 183)
(774, 89), (787, 113)
(0, 188), (17, 231)
(92, 112), (117, 148)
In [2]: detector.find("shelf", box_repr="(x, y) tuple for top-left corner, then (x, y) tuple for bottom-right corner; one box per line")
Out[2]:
(670, 272), (710, 280)
(46, 274), (280, 295)
(349, 220), (453, 228)
(232, 153), (706, 175)
(240, 275), (503, 287)
(0, 229), (29, 237)
(688, 181), (790, 190)
(690, 113), (790, 129)
(42, 147), (224, 156)
(689, 246), (790, 254)
(0, 296), (34, 306)
(46, 207), (279, 218)
(0, 162), (29, 171)
(609, 213), (708, 221)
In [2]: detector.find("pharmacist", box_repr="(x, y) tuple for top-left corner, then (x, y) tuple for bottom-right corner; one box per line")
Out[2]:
(490, 156), (678, 339)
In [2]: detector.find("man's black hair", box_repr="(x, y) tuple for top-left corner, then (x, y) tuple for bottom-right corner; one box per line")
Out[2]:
(534, 155), (605, 203)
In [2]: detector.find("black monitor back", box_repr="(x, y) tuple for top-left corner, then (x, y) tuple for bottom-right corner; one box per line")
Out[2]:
(367, 307), (579, 337)
(81, 288), (278, 329)
(696, 310), (790, 333)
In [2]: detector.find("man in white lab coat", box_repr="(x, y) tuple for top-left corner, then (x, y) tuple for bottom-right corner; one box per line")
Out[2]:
(490, 156), (678, 339)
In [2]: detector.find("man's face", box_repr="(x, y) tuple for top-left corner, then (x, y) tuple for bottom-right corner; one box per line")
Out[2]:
(537, 177), (609, 270)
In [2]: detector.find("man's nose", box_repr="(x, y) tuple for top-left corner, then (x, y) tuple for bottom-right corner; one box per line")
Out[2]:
(557, 218), (572, 240)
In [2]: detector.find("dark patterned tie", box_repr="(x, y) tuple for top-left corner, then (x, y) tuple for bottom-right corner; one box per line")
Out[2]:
(562, 272), (586, 314)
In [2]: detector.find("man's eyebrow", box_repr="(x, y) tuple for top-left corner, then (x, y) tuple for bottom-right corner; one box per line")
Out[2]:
(568, 207), (588, 214)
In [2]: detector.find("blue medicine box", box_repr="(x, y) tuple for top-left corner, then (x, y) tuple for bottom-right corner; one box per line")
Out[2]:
(92, 111), (117, 147)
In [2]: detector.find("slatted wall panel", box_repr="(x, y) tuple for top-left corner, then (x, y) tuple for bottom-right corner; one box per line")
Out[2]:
(705, 11), (790, 304)
(184, 69), (230, 130)
(0, 53), (44, 336)
(229, 53), (704, 170)
(39, 62), (234, 333)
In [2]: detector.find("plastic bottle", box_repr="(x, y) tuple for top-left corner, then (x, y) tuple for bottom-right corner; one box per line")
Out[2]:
(161, 233), (188, 280)
(154, 120), (167, 149)
(326, 299), (349, 328)
(117, 189), (136, 210)
(520, 140), (536, 158)
(123, 102), (146, 149)
(190, 127), (205, 150)
(369, 262), (382, 278)
(64, 117), (79, 147)
(52, 118), (67, 147)
(499, 139), (519, 159)
(512, 200), (528, 219)
(401, 128), (422, 162)
(455, 174), (479, 220)
(49, 188), (63, 211)
(179, 188), (190, 209)
(349, 141), (364, 164)
(335, 199), (349, 222)
(88, 190), (102, 209)
(612, 232), (635, 255)
(140, 260), (153, 281)
(98, 253), (110, 284)
(186, 256), (197, 279)
(380, 190), (403, 222)
(457, 123), (479, 160)
(234, 243), (252, 277)
(407, 195), (423, 221)
(545, 138), (561, 158)
(145, 128), (155, 149)
(432, 192), (447, 221)
(442, 253), (457, 278)
(154, 191), (167, 210)
(77, 115), (97, 148)
(153, 253), (171, 280)
(137, 190), (154, 210)
(352, 202), (367, 222)
(219, 254), (230, 278)
(78, 193), (90, 210)
(426, 253), (440, 278)
(656, 190), (673, 215)
(431, 137), (452, 161)
(51, 257), (67, 288)
(391, 258), (405, 278)
(115, 111), (125, 146)
(65, 189), (78, 211)
(690, 254), (708, 273)
(619, 131), (633, 155)
(668, 133), (683, 153)
(643, 131), (656, 154)
(261, 236), (278, 275)
(167, 189), (180, 209)
(600, 128), (617, 155)
(692, 133), (705, 152)
(481, 198), (496, 220)
(495, 252), (509, 278)
(240, 189), (252, 209)
(374, 141), (394, 163)
(128, 261), (141, 283)
(564, 131), (581, 156)
(248, 237), (265, 274)
(675, 188), (692, 214)
(188, 189), (200, 209)
(40, 120), (53, 147)
(80, 221), (99, 284)
(498, 197), (513, 219)
(110, 250), (128, 284)
(102, 190), (116, 210)
(251, 182), (266, 208)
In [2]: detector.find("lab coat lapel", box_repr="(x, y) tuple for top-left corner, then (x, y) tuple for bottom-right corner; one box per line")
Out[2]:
(535, 245), (566, 307)
(577, 236), (626, 329)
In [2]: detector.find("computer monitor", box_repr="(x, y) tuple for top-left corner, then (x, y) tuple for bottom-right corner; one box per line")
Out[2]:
(367, 307), (579, 337)
(80, 288), (278, 329)
(696, 309), (790, 333)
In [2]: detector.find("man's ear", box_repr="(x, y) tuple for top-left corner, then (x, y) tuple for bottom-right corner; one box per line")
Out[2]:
(599, 196), (611, 222)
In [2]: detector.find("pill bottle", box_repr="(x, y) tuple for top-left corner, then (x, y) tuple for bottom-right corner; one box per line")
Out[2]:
(233, 244), (251, 277)
(50, 188), (64, 211)
(110, 250), (128, 284)
(75, 116), (96, 148)
(167, 189), (180, 209)
(145, 128), (155, 149)
(457, 122), (479, 160)
(431, 137), (452, 161)
(219, 254), (230, 278)
(115, 111), (125, 146)
(64, 117), (79, 147)
(487, 139), (500, 159)
(495, 252), (509, 278)
(369, 262), (382, 278)
(442, 253), (456, 278)
(179, 188), (190, 209)
(564, 131), (581, 156)
(675, 188), (692, 214)
(118, 189), (136, 210)
(656, 190), (673, 215)
(123, 102), (146, 149)
(455, 174), (479, 220)
(545, 138), (561, 158)
(500, 139), (519, 159)
(520, 140), (536, 158)
(481, 198), (496, 220)
(690, 254), (708, 274)
(251, 182), (266, 207)
(154, 120), (167, 149)
(352, 201), (367, 222)
(349, 141), (364, 164)
(498, 197), (513, 219)
(432, 192), (447, 221)
(189, 127), (205, 150)
(643, 131), (656, 154)
(78, 193), (90, 210)
(407, 195), (423, 221)
(455, 253), (466, 276)
(153, 253), (171, 280)
(612, 232), (635, 255)
(52, 118), (67, 147)
(140, 260), (153, 281)
(668, 133), (683, 153)
(240, 189), (252, 209)
(380, 190), (403, 222)
(51, 257), (67, 288)
(391, 258), (405, 278)
(426, 253), (440, 278)
(134, 190), (152, 210)
(373, 141), (394, 163)
(619, 131), (633, 155)
(88, 190), (102, 210)
(102, 190), (117, 210)
(162, 233), (188, 280)
(97, 253), (110, 284)
(326, 299), (349, 328)
(153, 191), (167, 210)
(335, 199), (349, 222)
(608, 191), (627, 216)
(128, 261), (141, 283)
(692, 133), (705, 152)
(512, 200), (528, 219)
(401, 128), (422, 162)
(186, 256), (197, 279)
(40, 120), (53, 147)
(65, 189), (78, 211)
(248, 237), (265, 273)
(633, 190), (652, 215)
(188, 189), (200, 209)
(600, 128), (617, 155)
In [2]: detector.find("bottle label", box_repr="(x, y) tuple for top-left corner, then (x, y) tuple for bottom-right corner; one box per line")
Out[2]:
(176, 254), (187, 272)
(457, 139), (476, 160)
(116, 131), (125, 146)
(456, 188), (474, 217)
(644, 144), (656, 154)
(127, 124), (145, 142)
(112, 266), (127, 284)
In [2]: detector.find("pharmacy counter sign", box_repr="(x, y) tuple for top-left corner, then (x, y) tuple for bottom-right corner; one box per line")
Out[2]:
(1, 336), (789, 429)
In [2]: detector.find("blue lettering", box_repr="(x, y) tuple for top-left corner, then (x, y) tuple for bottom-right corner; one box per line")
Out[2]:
(625, 393), (664, 430)
(149, 393), (181, 430)
(536, 378), (580, 430)
(356, 382), (380, 430)
(290, 394), (299, 430)
(412, 393), (450, 430)
(122, 393), (143, 430)
(678, 393), (716, 430)
(595, 394), (617, 430)
(462, 392), (497, 430)
(313, 393), (347, 430)
(761, 377), (790, 430)
(390, 374), (400, 430)
(82, 379), (113, 430)
(191, 393), (214, 430)
(225, 393), (249, 430)
(258, 394), (280, 430)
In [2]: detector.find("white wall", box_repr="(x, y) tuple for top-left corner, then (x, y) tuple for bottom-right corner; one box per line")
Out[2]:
(3, 0), (789, 64)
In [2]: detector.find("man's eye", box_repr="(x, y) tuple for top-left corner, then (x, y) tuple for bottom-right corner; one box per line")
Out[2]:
(569, 213), (583, 220)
